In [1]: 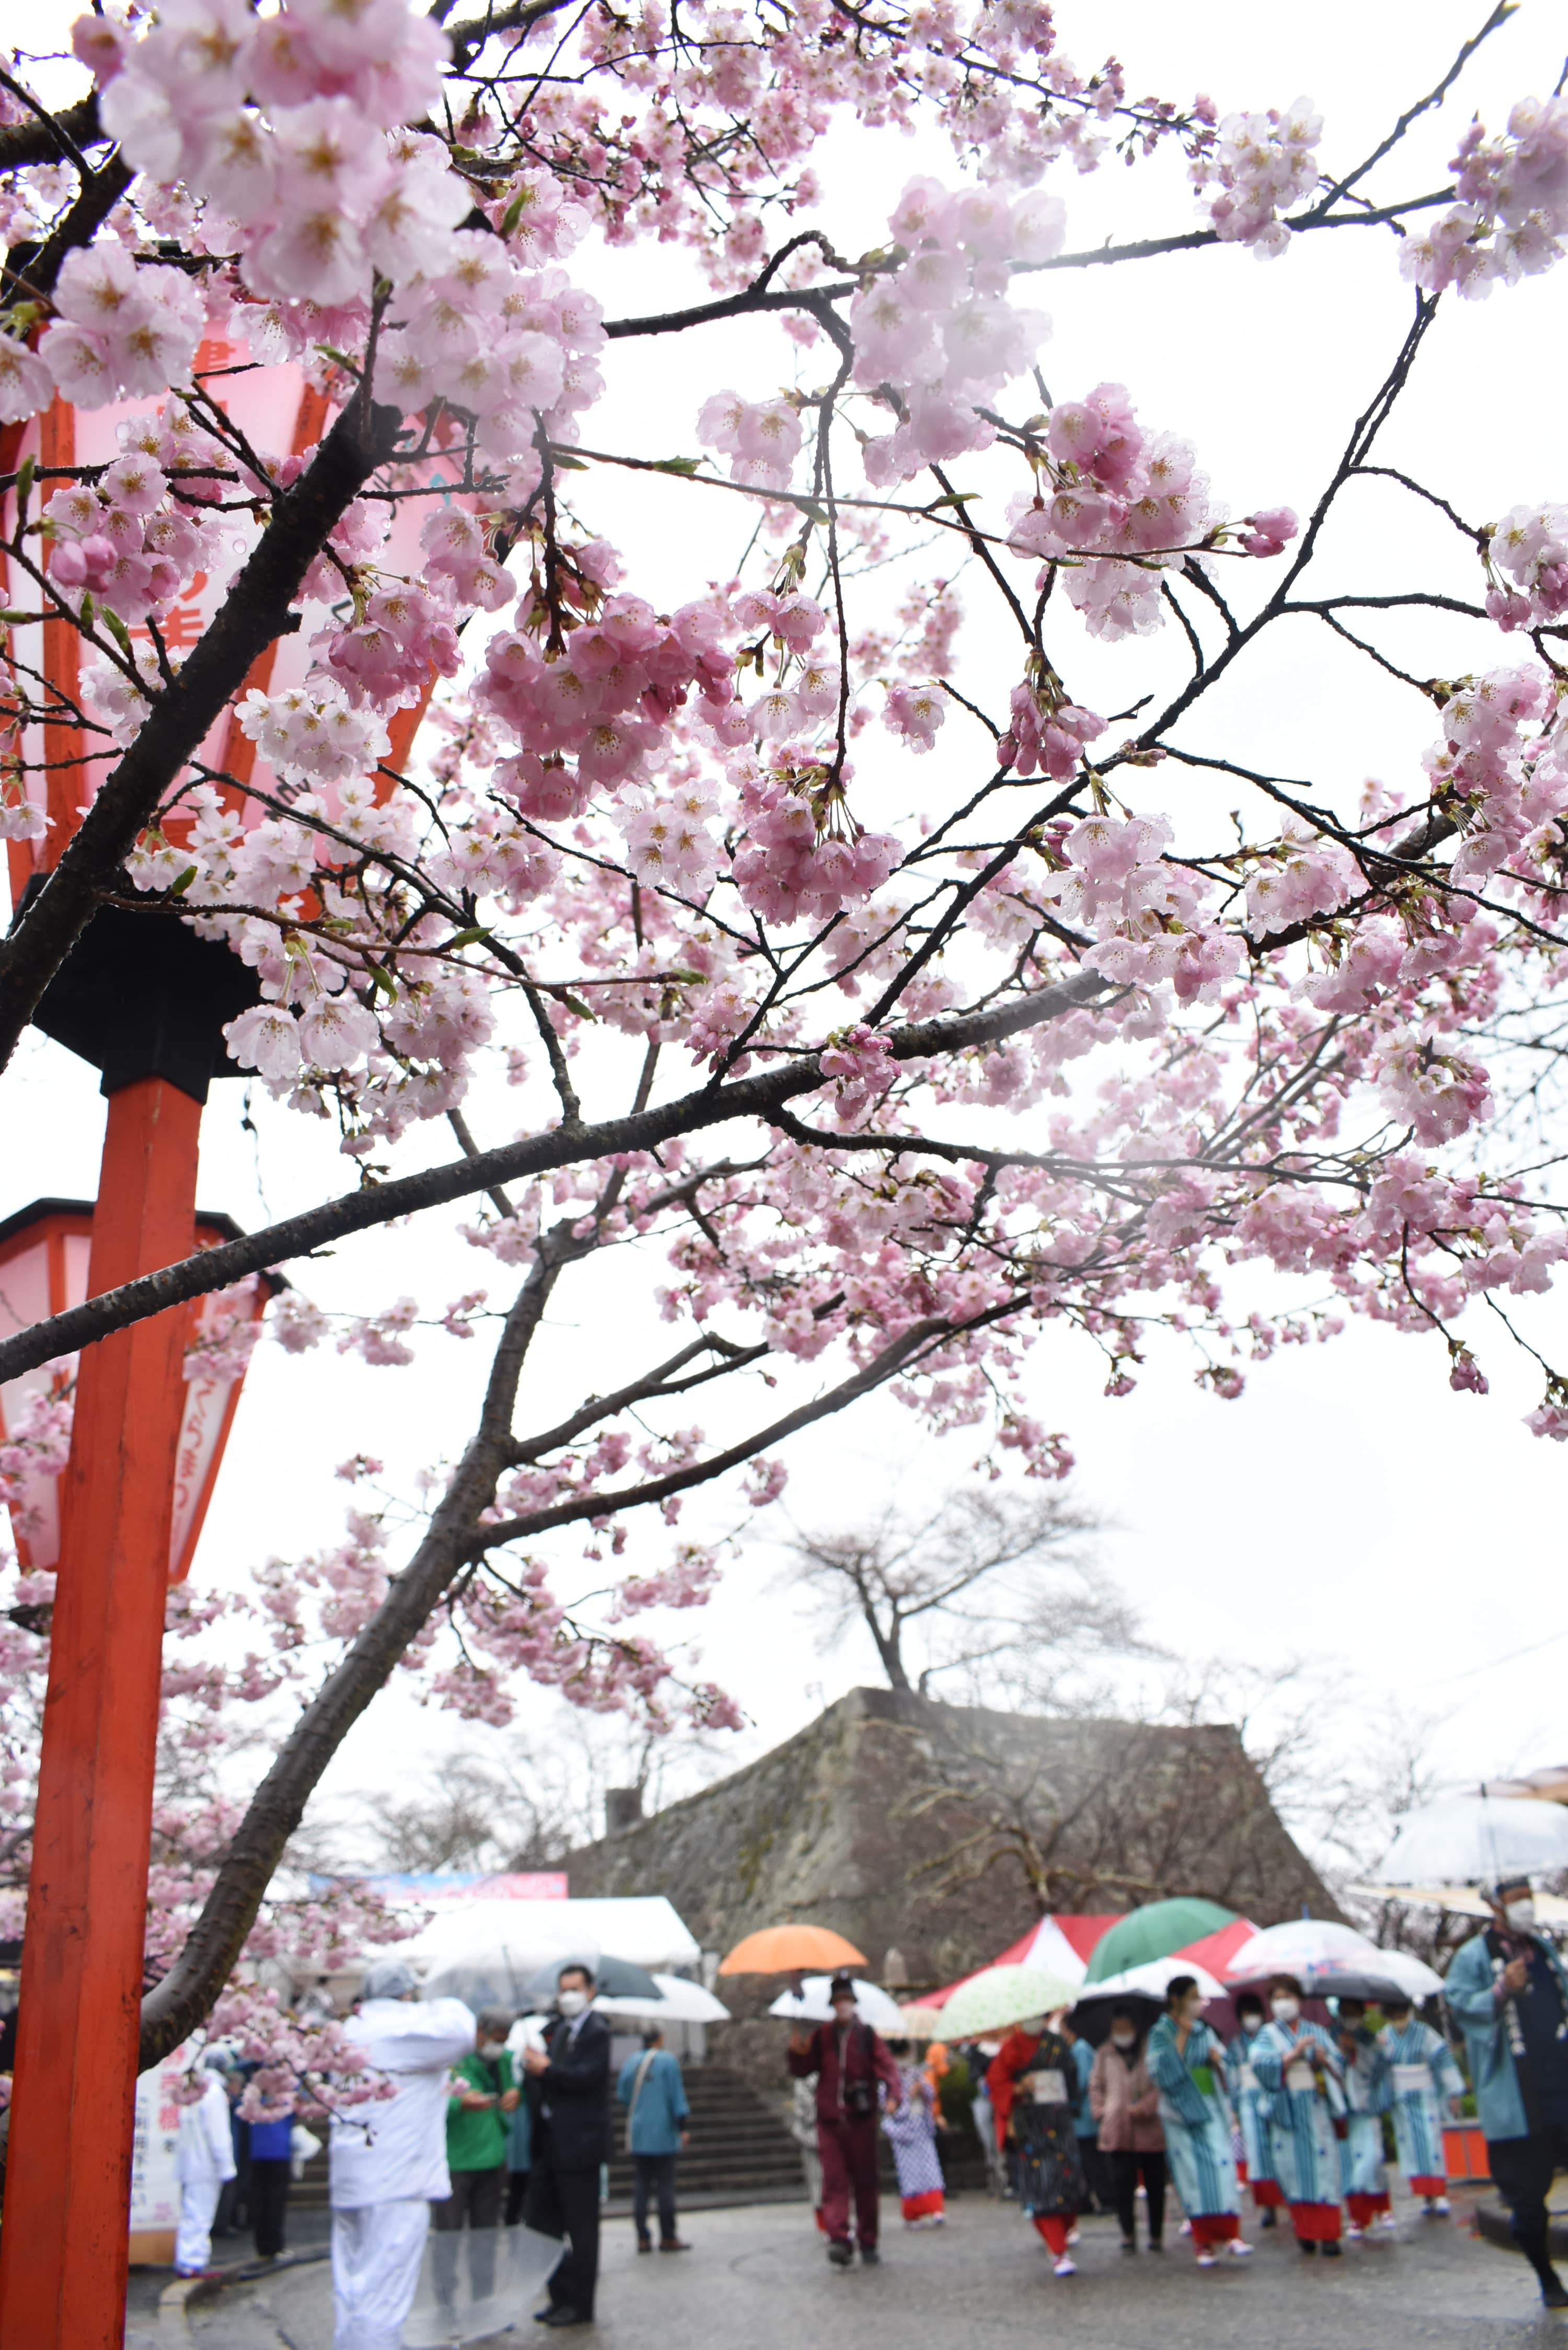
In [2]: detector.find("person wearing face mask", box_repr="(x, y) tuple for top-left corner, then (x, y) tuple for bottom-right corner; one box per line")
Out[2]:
(1089, 2008), (1167, 2254)
(431, 2006), (520, 2332)
(987, 2008), (1086, 2277)
(328, 1961), (478, 2350)
(521, 1962), (614, 2328)
(1444, 1877), (1568, 2309)
(1250, 1975), (1346, 2255)
(1376, 1996), (1463, 2220)
(787, 1976), (904, 2268)
(1146, 1976), (1250, 2267)
(1225, 1993), (1283, 2229)
(1332, 1998), (1392, 2239)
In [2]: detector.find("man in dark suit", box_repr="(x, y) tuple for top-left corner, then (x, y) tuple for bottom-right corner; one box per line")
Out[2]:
(522, 1961), (613, 2328)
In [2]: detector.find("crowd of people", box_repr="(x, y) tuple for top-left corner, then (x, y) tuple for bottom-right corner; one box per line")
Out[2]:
(164, 1868), (1568, 2340)
(782, 1876), (1568, 2314)
(174, 1953), (685, 2344)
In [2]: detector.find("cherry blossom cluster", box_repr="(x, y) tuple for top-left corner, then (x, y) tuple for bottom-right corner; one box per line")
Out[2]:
(1485, 501), (1568, 629)
(1041, 811), (1241, 1004)
(1401, 96), (1568, 296)
(997, 672), (1105, 778)
(42, 444), (224, 624)
(1423, 664), (1563, 890)
(1190, 97), (1322, 257)
(0, 243), (210, 425)
(848, 177), (1063, 486)
(1005, 383), (1295, 639)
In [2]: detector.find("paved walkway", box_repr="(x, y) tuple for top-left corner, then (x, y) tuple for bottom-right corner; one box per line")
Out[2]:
(158, 2186), (1568, 2349)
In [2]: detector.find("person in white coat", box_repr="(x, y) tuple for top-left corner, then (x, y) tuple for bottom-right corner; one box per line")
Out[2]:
(330, 1960), (476, 2350)
(175, 2051), (239, 2277)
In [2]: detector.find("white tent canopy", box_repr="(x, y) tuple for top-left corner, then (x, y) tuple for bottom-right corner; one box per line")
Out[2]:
(362, 1896), (701, 2008)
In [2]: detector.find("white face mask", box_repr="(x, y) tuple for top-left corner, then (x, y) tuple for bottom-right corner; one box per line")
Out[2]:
(479, 2040), (507, 2057)
(1017, 2016), (1046, 2036)
(1271, 1996), (1300, 2024)
(557, 1988), (589, 2018)
(1505, 1898), (1537, 1932)
(1239, 2018), (1261, 2037)
(1111, 2030), (1136, 2049)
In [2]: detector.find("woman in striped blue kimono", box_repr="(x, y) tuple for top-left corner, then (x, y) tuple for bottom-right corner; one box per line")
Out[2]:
(1225, 1994), (1283, 2228)
(1146, 1976), (1251, 2267)
(1250, 1975), (1346, 2254)
(1333, 1999), (1391, 2236)
(1377, 1998), (1464, 2216)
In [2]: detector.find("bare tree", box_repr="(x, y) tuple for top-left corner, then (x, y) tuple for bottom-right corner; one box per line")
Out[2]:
(781, 1487), (1139, 1706)
(355, 1707), (746, 1876)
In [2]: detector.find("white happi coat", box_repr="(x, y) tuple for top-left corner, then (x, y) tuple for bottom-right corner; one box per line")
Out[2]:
(328, 1996), (477, 2208)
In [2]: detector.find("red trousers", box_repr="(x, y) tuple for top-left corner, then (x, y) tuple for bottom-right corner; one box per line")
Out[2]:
(818, 2117), (881, 2248)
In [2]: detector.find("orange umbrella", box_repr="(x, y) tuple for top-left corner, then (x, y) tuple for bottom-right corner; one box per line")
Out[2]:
(718, 1925), (868, 1976)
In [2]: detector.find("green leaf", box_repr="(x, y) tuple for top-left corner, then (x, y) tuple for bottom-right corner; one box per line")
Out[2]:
(364, 961), (398, 999)
(925, 492), (978, 512)
(499, 187), (535, 238)
(550, 452), (590, 472)
(648, 457), (704, 476)
(99, 608), (134, 653)
(444, 925), (493, 950)
(560, 991), (595, 1020)
(169, 866), (199, 897)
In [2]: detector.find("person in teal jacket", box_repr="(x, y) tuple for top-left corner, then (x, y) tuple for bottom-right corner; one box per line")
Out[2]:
(616, 2027), (691, 2253)
(1445, 1877), (1568, 2309)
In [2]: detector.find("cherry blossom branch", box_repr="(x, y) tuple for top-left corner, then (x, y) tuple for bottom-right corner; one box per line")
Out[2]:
(0, 397), (409, 1075)
(0, 970), (1110, 1384)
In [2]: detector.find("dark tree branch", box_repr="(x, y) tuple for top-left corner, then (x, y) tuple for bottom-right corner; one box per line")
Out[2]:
(0, 970), (1110, 1384)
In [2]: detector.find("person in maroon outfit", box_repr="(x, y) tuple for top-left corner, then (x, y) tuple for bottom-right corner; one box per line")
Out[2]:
(787, 1976), (904, 2267)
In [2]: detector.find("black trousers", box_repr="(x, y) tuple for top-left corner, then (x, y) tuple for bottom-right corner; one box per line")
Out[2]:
(1488, 2128), (1568, 2275)
(633, 2152), (679, 2242)
(505, 2168), (531, 2226)
(525, 2159), (601, 2317)
(1076, 2134), (1111, 2214)
(1109, 2147), (1168, 2244)
(250, 2158), (291, 2259)
(432, 2166), (505, 2307)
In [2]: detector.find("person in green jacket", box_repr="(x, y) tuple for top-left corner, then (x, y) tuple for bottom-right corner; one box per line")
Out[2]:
(432, 2006), (519, 2326)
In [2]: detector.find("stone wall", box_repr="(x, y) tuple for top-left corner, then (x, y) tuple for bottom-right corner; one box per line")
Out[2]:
(563, 1687), (1340, 1988)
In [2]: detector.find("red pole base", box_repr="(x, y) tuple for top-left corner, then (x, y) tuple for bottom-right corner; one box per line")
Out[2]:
(0, 1077), (202, 2348)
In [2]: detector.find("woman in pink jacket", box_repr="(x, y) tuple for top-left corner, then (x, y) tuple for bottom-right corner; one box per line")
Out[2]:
(1089, 2009), (1167, 2254)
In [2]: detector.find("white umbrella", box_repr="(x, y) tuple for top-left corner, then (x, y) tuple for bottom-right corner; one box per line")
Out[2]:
(598, 1974), (731, 2024)
(768, 1977), (908, 2032)
(935, 1964), (1082, 2040)
(1379, 1797), (1568, 1887)
(1075, 1955), (1225, 2004)
(1226, 1919), (1440, 2000)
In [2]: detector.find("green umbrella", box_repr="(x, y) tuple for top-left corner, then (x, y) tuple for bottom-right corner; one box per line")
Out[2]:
(936, 1964), (1081, 2039)
(1083, 1898), (1237, 1985)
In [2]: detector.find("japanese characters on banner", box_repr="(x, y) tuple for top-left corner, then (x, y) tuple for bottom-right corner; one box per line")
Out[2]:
(129, 2040), (188, 2255)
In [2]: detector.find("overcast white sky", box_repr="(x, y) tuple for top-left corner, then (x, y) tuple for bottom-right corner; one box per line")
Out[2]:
(5, 0), (1567, 1880)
